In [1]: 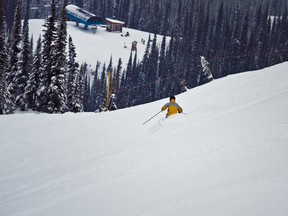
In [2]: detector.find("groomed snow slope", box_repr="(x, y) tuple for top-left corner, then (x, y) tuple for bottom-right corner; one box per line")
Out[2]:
(1, 63), (288, 216)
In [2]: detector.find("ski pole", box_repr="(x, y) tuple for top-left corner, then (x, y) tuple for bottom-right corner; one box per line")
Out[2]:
(142, 111), (162, 125)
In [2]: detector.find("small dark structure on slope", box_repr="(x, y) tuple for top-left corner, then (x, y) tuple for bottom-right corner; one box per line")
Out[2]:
(66, 4), (102, 29)
(106, 18), (125, 32)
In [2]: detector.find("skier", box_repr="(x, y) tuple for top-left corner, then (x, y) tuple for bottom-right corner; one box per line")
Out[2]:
(161, 96), (183, 117)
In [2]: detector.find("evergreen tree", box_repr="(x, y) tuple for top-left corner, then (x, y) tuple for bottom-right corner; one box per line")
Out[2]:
(239, 11), (249, 72)
(107, 56), (113, 75)
(229, 4), (242, 74)
(74, 0), (84, 8)
(158, 35), (166, 79)
(105, 0), (113, 18)
(137, 0), (150, 31)
(24, 36), (41, 111)
(90, 61), (100, 111)
(279, 7), (288, 61)
(16, 21), (31, 110)
(138, 34), (151, 104)
(79, 63), (87, 111)
(0, 0), (13, 114)
(259, 4), (271, 69)
(268, 15), (280, 66)
(174, 0), (184, 37)
(111, 58), (122, 108)
(117, 69), (126, 109)
(162, 34), (175, 98)
(198, 1), (211, 56)
(181, 6), (198, 89)
(4, 0), (17, 32)
(211, 2), (225, 78)
(119, 0), (130, 23)
(114, 58), (122, 94)
(96, 63), (107, 111)
(70, 71), (83, 112)
(149, 0), (161, 34)
(124, 52), (133, 107)
(252, 4), (270, 70)
(156, 35), (166, 99)
(46, 0), (68, 113)
(38, 0), (57, 112)
(67, 35), (80, 112)
(145, 34), (159, 102)
(199, 56), (213, 85)
(22, 0), (30, 36)
(130, 51), (138, 106)
(127, 1), (138, 28)
(29, 35), (34, 70)
(167, 34), (184, 96)
(107, 92), (117, 111)
(83, 74), (91, 111)
(7, 5), (22, 111)
(246, 4), (264, 71)
(161, 0), (171, 35)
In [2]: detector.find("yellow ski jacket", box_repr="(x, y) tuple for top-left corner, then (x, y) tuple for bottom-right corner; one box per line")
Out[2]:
(161, 99), (183, 117)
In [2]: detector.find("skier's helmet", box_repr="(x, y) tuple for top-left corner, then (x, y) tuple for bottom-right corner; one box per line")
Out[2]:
(170, 96), (175, 101)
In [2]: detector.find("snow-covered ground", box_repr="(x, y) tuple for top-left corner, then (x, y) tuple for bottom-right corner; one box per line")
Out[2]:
(1, 61), (288, 216)
(29, 19), (165, 71)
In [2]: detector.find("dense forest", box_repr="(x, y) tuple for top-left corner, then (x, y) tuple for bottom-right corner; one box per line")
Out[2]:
(1, 0), (288, 114)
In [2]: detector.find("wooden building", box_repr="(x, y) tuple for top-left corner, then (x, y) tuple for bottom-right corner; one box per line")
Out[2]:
(106, 18), (125, 32)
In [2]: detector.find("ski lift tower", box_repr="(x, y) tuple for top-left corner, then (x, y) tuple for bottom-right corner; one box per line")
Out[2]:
(131, 41), (138, 52)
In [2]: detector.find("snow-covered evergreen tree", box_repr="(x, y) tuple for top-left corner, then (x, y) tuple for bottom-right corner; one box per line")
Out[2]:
(90, 61), (100, 111)
(146, 34), (158, 102)
(80, 63), (87, 111)
(130, 52), (138, 106)
(83, 74), (90, 111)
(138, 34), (151, 104)
(16, 21), (31, 111)
(38, 0), (57, 112)
(114, 58), (122, 93)
(70, 72), (83, 113)
(7, 5), (22, 111)
(199, 56), (213, 85)
(67, 35), (81, 112)
(124, 52), (133, 107)
(278, 7), (288, 62)
(157, 35), (166, 99)
(96, 63), (107, 111)
(107, 93), (117, 111)
(46, 0), (68, 113)
(0, 0), (13, 114)
(24, 36), (41, 111)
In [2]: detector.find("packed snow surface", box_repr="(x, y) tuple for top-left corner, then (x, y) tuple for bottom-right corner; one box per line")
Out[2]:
(1, 62), (288, 216)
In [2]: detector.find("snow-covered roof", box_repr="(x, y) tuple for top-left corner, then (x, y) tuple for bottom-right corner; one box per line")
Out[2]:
(66, 4), (101, 24)
(106, 18), (125, 25)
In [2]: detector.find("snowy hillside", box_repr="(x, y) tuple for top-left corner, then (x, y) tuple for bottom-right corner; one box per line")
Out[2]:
(1, 62), (288, 216)
(29, 19), (165, 71)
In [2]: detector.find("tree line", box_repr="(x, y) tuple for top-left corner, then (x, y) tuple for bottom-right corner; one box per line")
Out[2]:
(5, 0), (288, 34)
(1, 0), (288, 114)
